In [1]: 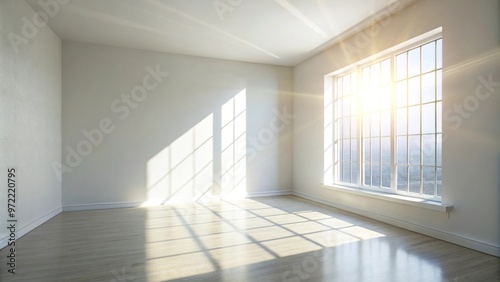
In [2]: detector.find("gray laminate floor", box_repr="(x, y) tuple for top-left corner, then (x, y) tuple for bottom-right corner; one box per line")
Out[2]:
(1, 196), (499, 281)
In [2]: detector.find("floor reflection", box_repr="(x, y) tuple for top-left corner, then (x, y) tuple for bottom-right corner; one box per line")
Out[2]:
(1, 196), (497, 282)
(141, 196), (458, 281)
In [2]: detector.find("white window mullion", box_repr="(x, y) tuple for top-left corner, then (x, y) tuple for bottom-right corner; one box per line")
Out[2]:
(333, 77), (339, 183)
(390, 56), (397, 193)
(419, 46), (424, 196)
(404, 58), (410, 194)
(434, 43), (439, 198)
(357, 67), (363, 187)
(331, 77), (339, 183)
(360, 70), (365, 187)
(349, 75), (353, 184)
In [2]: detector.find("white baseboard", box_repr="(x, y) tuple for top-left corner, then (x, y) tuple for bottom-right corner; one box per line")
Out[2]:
(247, 190), (293, 198)
(63, 201), (142, 211)
(293, 191), (500, 257)
(0, 207), (62, 249)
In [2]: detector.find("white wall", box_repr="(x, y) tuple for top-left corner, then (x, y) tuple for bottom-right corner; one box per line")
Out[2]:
(62, 41), (293, 208)
(0, 0), (62, 247)
(293, 0), (500, 255)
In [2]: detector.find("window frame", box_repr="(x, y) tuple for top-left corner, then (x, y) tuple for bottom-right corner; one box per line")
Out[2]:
(327, 28), (443, 201)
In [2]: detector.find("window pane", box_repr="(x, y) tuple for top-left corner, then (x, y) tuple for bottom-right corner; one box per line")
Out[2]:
(382, 164), (391, 188)
(343, 139), (351, 161)
(381, 59), (391, 84)
(408, 48), (421, 77)
(437, 70), (442, 100)
(343, 96), (351, 116)
(380, 85), (391, 111)
(334, 97), (341, 120)
(364, 138), (370, 162)
(338, 117), (343, 139)
(372, 138), (381, 163)
(352, 162), (358, 184)
(362, 67), (370, 90)
(351, 72), (358, 94)
(372, 163), (381, 187)
(398, 136), (408, 164)
(397, 80), (407, 107)
(381, 111), (391, 136)
(371, 90), (380, 112)
(371, 63), (380, 85)
(396, 53), (407, 80)
(422, 41), (436, 73)
(363, 116), (370, 137)
(422, 103), (436, 134)
(363, 94), (371, 113)
(422, 134), (435, 166)
(343, 74), (351, 96)
(364, 163), (371, 186)
(382, 137), (391, 164)
(343, 117), (350, 138)
(409, 135), (420, 165)
(352, 139), (358, 161)
(422, 72), (436, 103)
(351, 94), (357, 115)
(409, 165), (421, 193)
(336, 139), (341, 163)
(408, 77), (420, 105)
(408, 106), (420, 135)
(338, 157), (343, 180)
(437, 39), (442, 69)
(397, 108), (407, 135)
(437, 134), (442, 166)
(337, 98), (343, 117)
(437, 101), (442, 133)
(343, 162), (351, 183)
(371, 113), (380, 137)
(423, 166), (435, 195)
(351, 116), (358, 138)
(437, 167), (442, 196)
(397, 165), (408, 191)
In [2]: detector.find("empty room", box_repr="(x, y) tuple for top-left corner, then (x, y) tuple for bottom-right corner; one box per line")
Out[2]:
(1, 0), (499, 281)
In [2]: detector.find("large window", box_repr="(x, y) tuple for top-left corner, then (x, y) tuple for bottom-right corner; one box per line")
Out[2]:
(326, 32), (442, 200)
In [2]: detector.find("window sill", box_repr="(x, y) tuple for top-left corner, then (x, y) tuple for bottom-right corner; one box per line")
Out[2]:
(321, 184), (453, 214)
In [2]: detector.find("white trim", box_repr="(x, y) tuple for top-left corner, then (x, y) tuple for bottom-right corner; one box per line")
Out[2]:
(0, 207), (62, 249)
(293, 191), (499, 257)
(321, 184), (452, 213)
(246, 190), (293, 198)
(62, 201), (142, 211)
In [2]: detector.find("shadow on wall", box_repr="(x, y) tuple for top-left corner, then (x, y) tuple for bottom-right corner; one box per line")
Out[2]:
(145, 89), (247, 205)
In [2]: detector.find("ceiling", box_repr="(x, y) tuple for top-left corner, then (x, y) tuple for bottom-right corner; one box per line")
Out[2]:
(25, 0), (400, 66)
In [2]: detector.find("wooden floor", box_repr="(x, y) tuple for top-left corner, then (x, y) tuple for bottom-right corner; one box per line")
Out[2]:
(1, 196), (499, 282)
